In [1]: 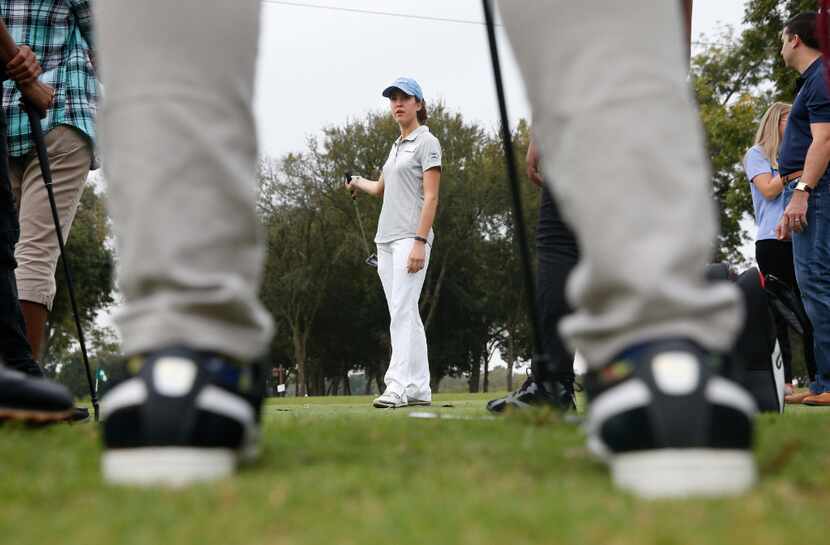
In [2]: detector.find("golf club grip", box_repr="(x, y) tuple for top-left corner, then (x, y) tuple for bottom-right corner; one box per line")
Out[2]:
(0, 18), (54, 116)
(345, 172), (356, 200)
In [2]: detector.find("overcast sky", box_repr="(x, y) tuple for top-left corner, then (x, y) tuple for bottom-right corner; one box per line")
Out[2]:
(253, 0), (748, 160)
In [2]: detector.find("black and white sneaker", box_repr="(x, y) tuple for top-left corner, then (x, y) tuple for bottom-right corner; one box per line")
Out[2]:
(101, 347), (263, 487)
(584, 339), (757, 498)
(486, 374), (575, 413)
(0, 365), (74, 423)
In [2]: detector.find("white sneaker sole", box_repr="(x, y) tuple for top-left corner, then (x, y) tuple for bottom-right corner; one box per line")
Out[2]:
(372, 401), (406, 408)
(102, 448), (237, 487)
(611, 449), (756, 499)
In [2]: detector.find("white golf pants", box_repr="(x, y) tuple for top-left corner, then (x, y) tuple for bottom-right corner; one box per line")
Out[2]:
(377, 238), (431, 401)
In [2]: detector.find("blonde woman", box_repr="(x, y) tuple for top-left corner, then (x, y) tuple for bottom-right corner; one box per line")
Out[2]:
(743, 101), (815, 393)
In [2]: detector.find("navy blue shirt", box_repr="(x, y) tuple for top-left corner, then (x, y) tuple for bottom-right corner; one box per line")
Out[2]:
(779, 59), (830, 183)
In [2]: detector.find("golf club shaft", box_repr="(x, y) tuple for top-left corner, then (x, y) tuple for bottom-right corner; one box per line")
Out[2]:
(345, 174), (374, 257)
(481, 0), (546, 358)
(352, 199), (373, 257)
(23, 102), (98, 421)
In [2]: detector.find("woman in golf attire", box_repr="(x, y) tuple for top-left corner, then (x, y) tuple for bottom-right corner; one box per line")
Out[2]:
(347, 77), (441, 408)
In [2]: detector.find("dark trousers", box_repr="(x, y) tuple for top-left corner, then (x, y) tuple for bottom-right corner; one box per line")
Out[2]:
(755, 239), (816, 382)
(533, 188), (579, 385)
(0, 97), (34, 370)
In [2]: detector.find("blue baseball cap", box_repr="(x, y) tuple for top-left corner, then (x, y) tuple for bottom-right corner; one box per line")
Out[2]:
(382, 77), (423, 101)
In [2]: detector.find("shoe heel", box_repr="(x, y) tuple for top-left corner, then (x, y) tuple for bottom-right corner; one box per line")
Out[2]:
(102, 448), (236, 487)
(611, 449), (756, 499)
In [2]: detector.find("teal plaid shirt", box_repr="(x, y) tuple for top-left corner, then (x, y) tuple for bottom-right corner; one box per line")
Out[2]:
(0, 1), (96, 161)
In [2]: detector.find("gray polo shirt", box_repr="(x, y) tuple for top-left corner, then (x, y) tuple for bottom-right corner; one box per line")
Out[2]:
(375, 125), (442, 245)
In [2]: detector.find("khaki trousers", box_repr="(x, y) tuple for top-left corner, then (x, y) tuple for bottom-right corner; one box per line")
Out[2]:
(10, 125), (91, 310)
(498, 0), (744, 367)
(95, 0), (273, 360)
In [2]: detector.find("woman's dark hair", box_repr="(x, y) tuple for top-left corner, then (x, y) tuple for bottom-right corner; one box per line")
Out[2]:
(417, 99), (428, 124)
(784, 12), (820, 51)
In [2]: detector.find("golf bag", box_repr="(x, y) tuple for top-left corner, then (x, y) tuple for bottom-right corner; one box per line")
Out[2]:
(707, 263), (810, 413)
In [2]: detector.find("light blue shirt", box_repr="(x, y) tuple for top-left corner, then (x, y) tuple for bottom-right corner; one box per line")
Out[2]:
(744, 145), (786, 242)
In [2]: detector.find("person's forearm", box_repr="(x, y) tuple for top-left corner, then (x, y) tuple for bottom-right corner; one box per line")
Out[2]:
(801, 139), (830, 187)
(759, 175), (784, 200)
(354, 178), (382, 197)
(415, 195), (438, 239)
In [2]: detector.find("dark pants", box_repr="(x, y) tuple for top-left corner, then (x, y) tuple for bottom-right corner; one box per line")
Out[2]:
(755, 239), (816, 383)
(533, 188), (579, 385)
(0, 98), (35, 371)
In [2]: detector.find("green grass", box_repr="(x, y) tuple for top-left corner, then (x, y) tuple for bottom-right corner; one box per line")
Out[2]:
(1, 393), (829, 545)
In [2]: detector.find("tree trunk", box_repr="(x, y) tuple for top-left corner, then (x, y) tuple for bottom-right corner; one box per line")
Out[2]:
(292, 327), (307, 397)
(468, 353), (480, 393)
(421, 257), (448, 330)
(506, 332), (516, 391)
(317, 372), (325, 397)
(483, 354), (490, 393)
(375, 359), (388, 393)
(326, 377), (340, 396)
(343, 369), (352, 396)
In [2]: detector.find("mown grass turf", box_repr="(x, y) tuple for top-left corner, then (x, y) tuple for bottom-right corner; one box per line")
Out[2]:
(1, 393), (828, 545)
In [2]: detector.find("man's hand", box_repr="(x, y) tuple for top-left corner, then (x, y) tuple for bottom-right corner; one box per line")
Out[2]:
(6, 45), (41, 85)
(407, 241), (426, 273)
(526, 139), (544, 186)
(776, 190), (809, 240)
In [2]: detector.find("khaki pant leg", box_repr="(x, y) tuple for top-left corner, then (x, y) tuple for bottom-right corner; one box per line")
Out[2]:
(13, 126), (91, 309)
(497, 0), (743, 367)
(95, 0), (273, 360)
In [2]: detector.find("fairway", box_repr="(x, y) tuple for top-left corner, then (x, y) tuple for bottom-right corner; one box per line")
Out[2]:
(1, 393), (828, 545)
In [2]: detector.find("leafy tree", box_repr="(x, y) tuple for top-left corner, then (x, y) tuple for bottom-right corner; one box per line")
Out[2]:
(43, 182), (115, 370)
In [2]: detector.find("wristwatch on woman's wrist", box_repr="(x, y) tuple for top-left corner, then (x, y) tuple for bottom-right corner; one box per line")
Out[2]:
(414, 236), (428, 244)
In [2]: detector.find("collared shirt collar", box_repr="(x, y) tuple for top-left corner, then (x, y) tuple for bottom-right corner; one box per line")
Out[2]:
(396, 125), (429, 145)
(796, 57), (823, 93)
